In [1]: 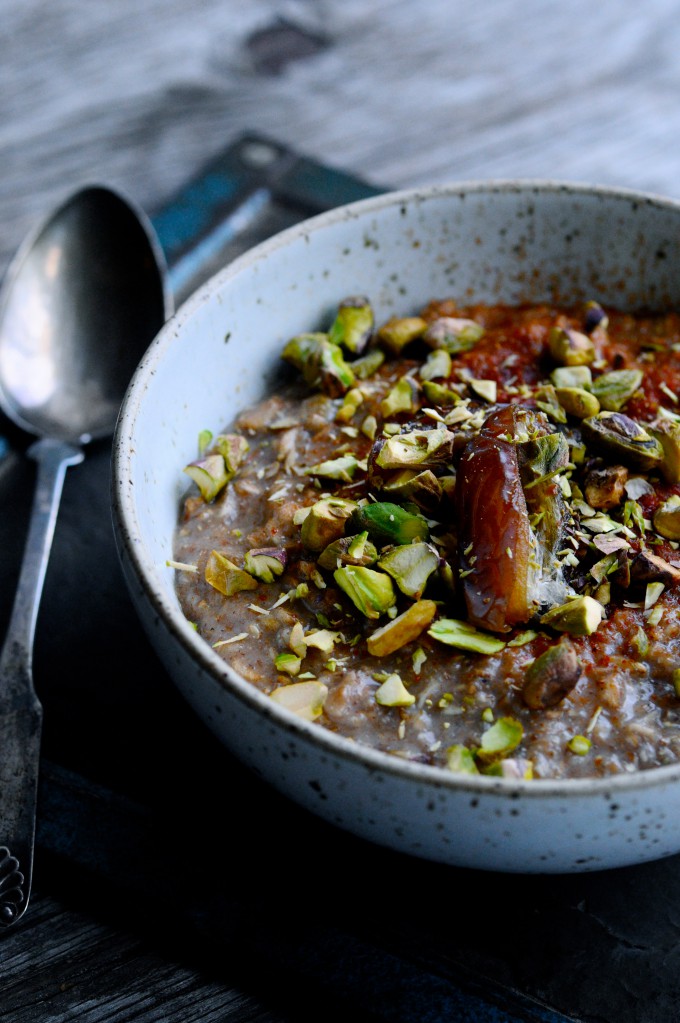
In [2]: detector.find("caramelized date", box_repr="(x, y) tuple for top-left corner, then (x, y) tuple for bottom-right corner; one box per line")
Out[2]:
(456, 407), (533, 632)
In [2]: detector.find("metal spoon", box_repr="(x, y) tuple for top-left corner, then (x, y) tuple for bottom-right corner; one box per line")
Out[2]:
(0, 185), (171, 926)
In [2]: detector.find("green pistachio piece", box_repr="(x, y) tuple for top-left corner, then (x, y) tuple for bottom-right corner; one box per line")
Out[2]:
(550, 365), (593, 389)
(590, 369), (643, 412)
(317, 532), (379, 570)
(205, 550), (258, 596)
(281, 333), (356, 396)
(336, 387), (365, 423)
(540, 595), (603, 636)
(347, 501), (430, 546)
(367, 599), (438, 656)
(243, 547), (287, 583)
(470, 379), (497, 403)
(352, 348), (386, 379)
(380, 376), (419, 417)
(275, 652), (302, 676)
(375, 673), (415, 707)
(197, 429), (213, 455)
(481, 758), (534, 779)
(648, 418), (680, 483)
(548, 326), (596, 366)
(422, 380), (462, 405)
(477, 717), (523, 762)
(214, 433), (250, 475)
(377, 315), (428, 354)
(300, 498), (358, 551)
(334, 565), (396, 619)
(428, 618), (507, 655)
(420, 348), (452, 381)
(382, 468), (443, 511)
(270, 680), (328, 721)
(183, 453), (229, 502)
(375, 428), (455, 470)
(534, 384), (567, 423)
(328, 295), (374, 354)
(581, 412), (664, 471)
(303, 454), (359, 482)
(423, 317), (485, 354)
(446, 745), (479, 775)
(377, 542), (439, 599)
(653, 495), (680, 540)
(554, 386), (601, 419)
(522, 637), (582, 709)
(567, 735), (592, 755)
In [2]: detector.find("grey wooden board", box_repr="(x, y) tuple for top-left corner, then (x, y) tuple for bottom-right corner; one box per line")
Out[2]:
(3, 0), (680, 1020)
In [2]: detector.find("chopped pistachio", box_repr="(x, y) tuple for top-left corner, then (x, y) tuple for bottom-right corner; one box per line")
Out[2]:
(412, 646), (428, 674)
(289, 622), (307, 657)
(481, 707), (494, 723)
(205, 550), (258, 596)
(360, 414), (378, 440)
(583, 464), (629, 511)
(523, 637), (582, 709)
(334, 565), (396, 619)
(420, 348), (452, 381)
(377, 315), (427, 354)
(422, 380), (462, 405)
(554, 386), (601, 419)
(317, 532), (379, 570)
(281, 333), (355, 396)
(367, 599), (438, 657)
(645, 581), (665, 609)
(550, 365), (593, 389)
(507, 630), (538, 647)
(653, 495), (680, 540)
(428, 618), (507, 655)
(347, 501), (430, 546)
(648, 418), (680, 483)
(423, 316), (485, 354)
(336, 388), (365, 423)
(197, 429), (213, 455)
(375, 672), (415, 707)
(183, 453), (229, 502)
(583, 300), (609, 334)
(303, 454), (359, 482)
(548, 326), (596, 366)
(540, 595), (603, 636)
(534, 384), (567, 424)
(377, 542), (439, 599)
(470, 379), (497, 403)
(275, 651), (302, 675)
(243, 547), (287, 583)
(632, 625), (650, 657)
(380, 376), (419, 417)
(482, 758), (534, 779)
(270, 680), (328, 720)
(581, 412), (664, 471)
(567, 735), (592, 756)
(375, 428), (454, 470)
(328, 295), (374, 354)
(477, 717), (523, 761)
(300, 498), (358, 551)
(382, 468), (443, 511)
(304, 629), (341, 655)
(446, 745), (479, 775)
(214, 433), (250, 475)
(590, 369), (643, 411)
(352, 348), (386, 379)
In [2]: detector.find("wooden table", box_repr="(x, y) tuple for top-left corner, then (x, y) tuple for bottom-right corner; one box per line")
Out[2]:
(3, 2), (680, 1020)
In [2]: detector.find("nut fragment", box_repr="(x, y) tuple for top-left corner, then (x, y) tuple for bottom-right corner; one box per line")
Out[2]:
(653, 495), (680, 540)
(523, 637), (582, 709)
(581, 412), (664, 471)
(367, 599), (438, 656)
(583, 464), (629, 510)
(629, 551), (680, 588)
(548, 326), (596, 366)
(540, 595), (603, 636)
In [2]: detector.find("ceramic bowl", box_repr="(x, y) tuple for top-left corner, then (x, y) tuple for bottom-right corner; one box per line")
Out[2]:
(112, 181), (680, 873)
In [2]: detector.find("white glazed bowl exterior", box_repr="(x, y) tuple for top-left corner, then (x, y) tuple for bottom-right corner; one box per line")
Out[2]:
(113, 182), (680, 873)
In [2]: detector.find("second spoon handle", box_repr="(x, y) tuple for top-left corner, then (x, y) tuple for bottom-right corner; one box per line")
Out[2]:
(0, 437), (82, 926)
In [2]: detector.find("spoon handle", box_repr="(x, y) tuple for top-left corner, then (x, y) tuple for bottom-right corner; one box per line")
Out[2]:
(0, 437), (82, 926)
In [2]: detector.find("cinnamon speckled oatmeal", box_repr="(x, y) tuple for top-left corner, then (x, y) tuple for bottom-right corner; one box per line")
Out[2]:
(172, 295), (680, 779)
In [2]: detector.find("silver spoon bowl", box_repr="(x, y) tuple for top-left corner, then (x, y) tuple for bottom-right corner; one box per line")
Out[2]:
(0, 186), (171, 925)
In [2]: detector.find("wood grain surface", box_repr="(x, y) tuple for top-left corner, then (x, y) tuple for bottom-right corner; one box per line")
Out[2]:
(3, 1), (680, 1021)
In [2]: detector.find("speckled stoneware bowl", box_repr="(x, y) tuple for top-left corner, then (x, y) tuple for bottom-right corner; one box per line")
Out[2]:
(113, 182), (680, 873)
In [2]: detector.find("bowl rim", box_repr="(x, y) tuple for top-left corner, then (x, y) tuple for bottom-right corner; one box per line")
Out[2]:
(113, 177), (680, 801)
